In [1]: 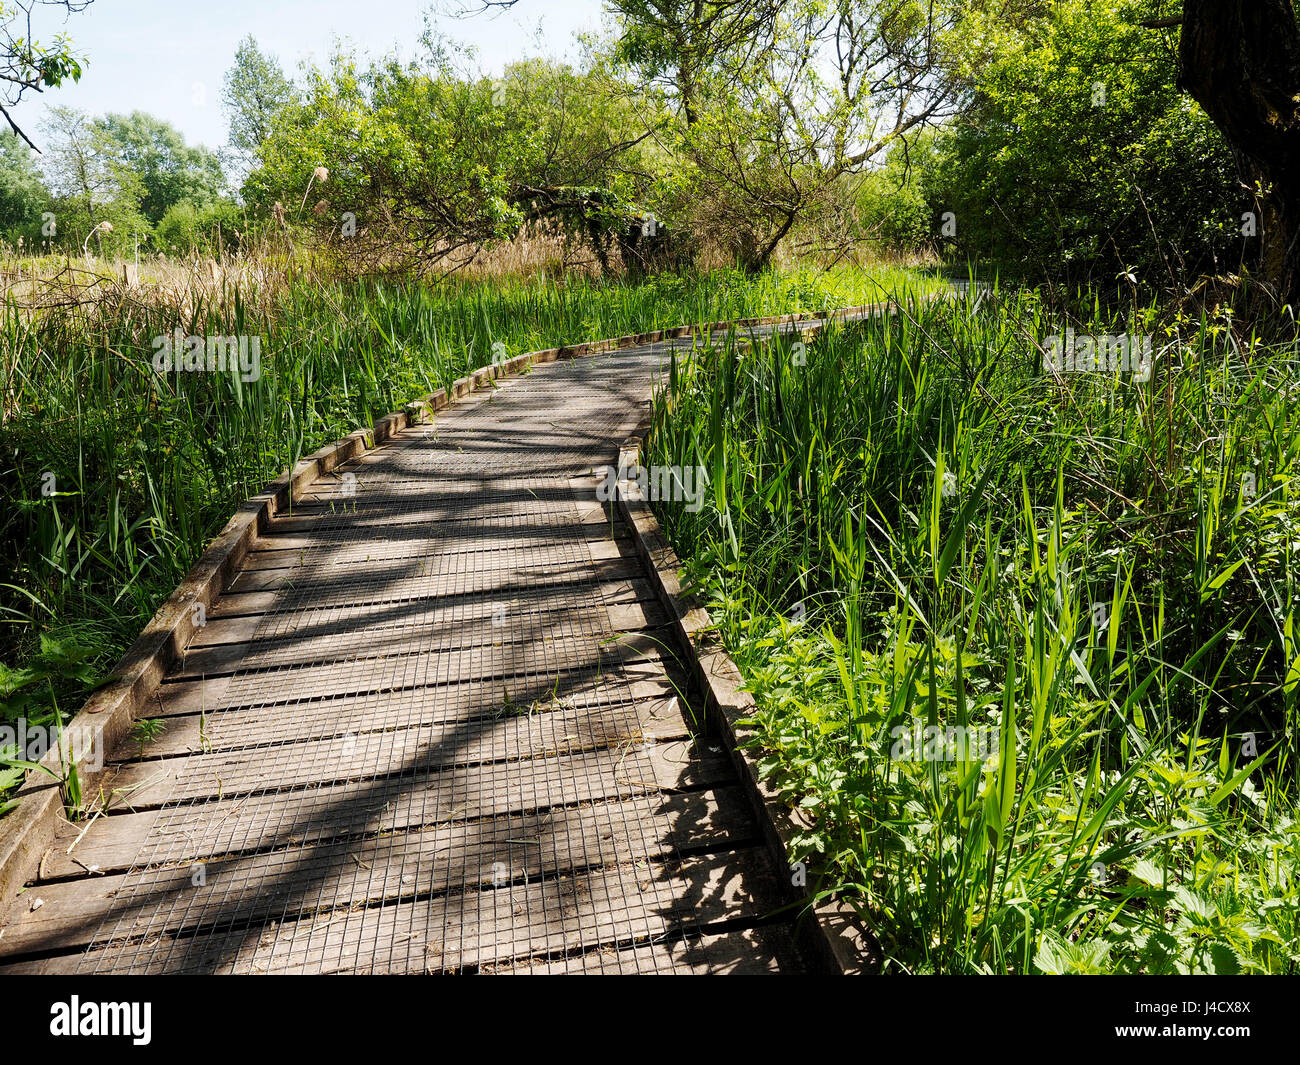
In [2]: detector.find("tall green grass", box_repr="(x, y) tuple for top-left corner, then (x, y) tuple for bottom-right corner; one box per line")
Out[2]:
(645, 283), (1300, 973)
(0, 263), (920, 803)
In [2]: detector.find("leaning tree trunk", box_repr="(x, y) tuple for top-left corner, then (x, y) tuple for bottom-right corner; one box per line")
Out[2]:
(1179, 0), (1300, 304)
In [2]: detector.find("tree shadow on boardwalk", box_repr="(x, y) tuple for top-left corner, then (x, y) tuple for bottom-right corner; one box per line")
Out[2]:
(0, 341), (804, 973)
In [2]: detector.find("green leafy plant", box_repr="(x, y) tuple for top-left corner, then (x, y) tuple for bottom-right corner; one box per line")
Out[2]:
(646, 281), (1300, 973)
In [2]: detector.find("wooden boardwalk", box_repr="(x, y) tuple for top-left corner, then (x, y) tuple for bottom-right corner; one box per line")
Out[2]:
(0, 329), (812, 974)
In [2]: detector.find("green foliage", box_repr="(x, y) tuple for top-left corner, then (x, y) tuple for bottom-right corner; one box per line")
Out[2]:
(0, 1), (91, 150)
(610, 0), (962, 271)
(44, 192), (150, 257)
(926, 0), (1243, 288)
(36, 105), (148, 254)
(33, 106), (226, 254)
(95, 111), (226, 225)
(222, 35), (297, 158)
(0, 634), (102, 815)
(0, 130), (47, 241)
(155, 197), (245, 256)
(130, 717), (165, 756)
(0, 633), (100, 725)
(855, 133), (946, 255)
(646, 282), (1300, 973)
(245, 45), (653, 268)
(233, 4), (966, 273)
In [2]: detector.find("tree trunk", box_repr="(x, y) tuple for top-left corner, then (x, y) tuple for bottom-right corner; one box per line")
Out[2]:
(1179, 1), (1300, 303)
(747, 210), (796, 274)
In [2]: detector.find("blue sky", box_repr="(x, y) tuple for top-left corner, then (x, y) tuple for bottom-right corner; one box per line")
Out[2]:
(23, 0), (605, 152)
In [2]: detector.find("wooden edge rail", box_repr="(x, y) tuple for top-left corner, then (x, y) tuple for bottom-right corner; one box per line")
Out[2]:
(609, 311), (898, 975)
(612, 452), (880, 975)
(0, 300), (890, 912)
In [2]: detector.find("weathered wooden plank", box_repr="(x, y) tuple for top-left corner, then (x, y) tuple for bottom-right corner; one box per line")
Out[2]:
(271, 502), (584, 530)
(2, 788), (757, 956)
(38, 740), (731, 884)
(172, 604), (652, 680)
(146, 631), (671, 717)
(318, 849), (785, 976)
(195, 564), (646, 621)
(142, 657), (674, 727)
(126, 673), (690, 759)
(90, 728), (720, 814)
(2, 847), (782, 974)
(187, 578), (661, 648)
(172, 579), (661, 679)
(220, 551), (639, 599)
(484, 924), (803, 974)
(280, 492), (590, 525)
(239, 524), (630, 568)
(99, 694), (693, 807)
(0, 328), (811, 975)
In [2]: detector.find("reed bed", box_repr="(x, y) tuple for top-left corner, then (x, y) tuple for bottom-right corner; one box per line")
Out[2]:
(645, 282), (1300, 973)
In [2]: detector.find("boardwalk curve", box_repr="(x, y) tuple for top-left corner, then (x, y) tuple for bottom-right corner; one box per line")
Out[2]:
(0, 321), (855, 975)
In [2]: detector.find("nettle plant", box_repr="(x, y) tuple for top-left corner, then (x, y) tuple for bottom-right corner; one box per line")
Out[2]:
(0, 635), (103, 817)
